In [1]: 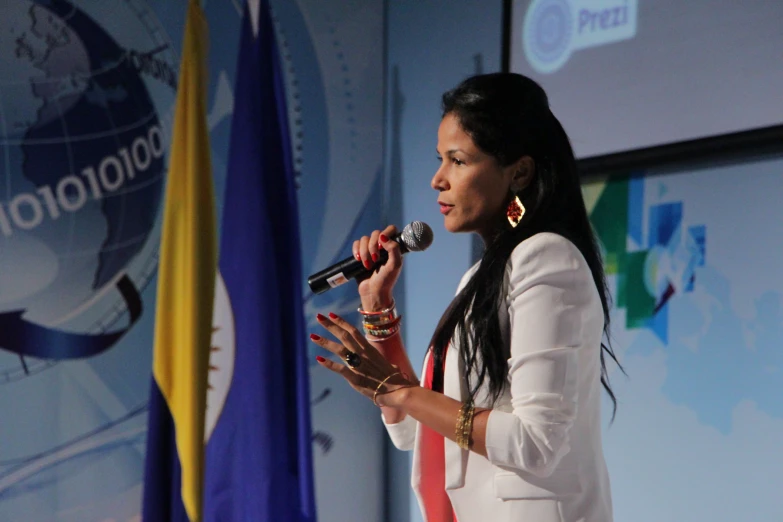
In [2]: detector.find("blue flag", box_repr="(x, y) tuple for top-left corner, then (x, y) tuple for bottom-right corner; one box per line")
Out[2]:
(203, 1), (317, 521)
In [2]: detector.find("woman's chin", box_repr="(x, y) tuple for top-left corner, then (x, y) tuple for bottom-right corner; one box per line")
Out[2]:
(443, 221), (474, 235)
(442, 218), (460, 233)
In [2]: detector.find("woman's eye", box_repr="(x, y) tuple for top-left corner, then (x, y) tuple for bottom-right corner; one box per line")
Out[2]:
(452, 157), (465, 166)
(436, 156), (443, 162)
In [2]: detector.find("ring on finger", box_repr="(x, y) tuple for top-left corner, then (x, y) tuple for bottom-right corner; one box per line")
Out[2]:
(343, 350), (361, 369)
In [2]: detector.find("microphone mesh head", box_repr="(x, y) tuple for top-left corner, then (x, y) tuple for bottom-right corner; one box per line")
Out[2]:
(400, 221), (434, 252)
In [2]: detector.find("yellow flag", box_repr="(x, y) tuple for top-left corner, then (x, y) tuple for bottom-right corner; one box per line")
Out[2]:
(150, 1), (216, 520)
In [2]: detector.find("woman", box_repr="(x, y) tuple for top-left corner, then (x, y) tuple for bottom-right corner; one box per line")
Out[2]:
(309, 72), (620, 522)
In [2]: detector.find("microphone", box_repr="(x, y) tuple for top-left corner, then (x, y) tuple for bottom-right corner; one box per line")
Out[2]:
(307, 221), (434, 294)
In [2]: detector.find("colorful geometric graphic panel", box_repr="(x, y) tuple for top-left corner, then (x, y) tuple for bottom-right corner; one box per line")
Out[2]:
(587, 175), (706, 345)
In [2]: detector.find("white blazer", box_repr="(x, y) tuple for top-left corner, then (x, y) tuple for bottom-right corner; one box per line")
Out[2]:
(384, 233), (613, 522)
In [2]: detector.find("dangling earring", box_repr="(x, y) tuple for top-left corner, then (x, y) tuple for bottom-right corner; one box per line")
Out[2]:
(506, 193), (525, 228)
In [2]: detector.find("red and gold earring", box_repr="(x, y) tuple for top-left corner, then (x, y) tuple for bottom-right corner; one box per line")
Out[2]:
(506, 192), (525, 228)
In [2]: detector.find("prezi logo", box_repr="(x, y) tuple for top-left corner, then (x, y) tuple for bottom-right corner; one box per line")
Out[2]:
(523, 0), (637, 74)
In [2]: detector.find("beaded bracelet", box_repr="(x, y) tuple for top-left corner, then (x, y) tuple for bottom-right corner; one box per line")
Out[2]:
(359, 299), (401, 338)
(364, 324), (400, 338)
(363, 315), (402, 334)
(363, 320), (401, 338)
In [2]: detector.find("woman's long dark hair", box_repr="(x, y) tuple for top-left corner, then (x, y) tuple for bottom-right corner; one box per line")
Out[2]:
(429, 73), (623, 417)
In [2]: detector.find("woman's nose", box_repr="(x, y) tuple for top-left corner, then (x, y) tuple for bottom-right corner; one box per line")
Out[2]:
(431, 167), (447, 191)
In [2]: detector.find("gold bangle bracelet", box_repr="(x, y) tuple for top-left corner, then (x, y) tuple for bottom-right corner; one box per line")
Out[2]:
(464, 403), (475, 448)
(373, 371), (401, 407)
(455, 401), (475, 450)
(455, 404), (466, 447)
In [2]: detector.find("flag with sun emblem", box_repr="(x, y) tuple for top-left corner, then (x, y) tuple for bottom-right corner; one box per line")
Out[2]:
(202, 0), (317, 520)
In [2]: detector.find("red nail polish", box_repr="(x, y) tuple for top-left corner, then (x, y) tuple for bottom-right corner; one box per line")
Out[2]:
(372, 252), (379, 262)
(316, 313), (326, 321)
(328, 312), (338, 319)
(364, 260), (371, 268)
(310, 333), (321, 341)
(355, 252), (361, 260)
(316, 355), (326, 362)
(380, 234), (388, 243)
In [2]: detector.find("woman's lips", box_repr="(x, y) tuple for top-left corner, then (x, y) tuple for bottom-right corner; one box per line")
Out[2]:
(439, 203), (453, 215)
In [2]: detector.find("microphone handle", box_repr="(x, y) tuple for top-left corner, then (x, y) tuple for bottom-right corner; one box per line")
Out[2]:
(307, 237), (407, 294)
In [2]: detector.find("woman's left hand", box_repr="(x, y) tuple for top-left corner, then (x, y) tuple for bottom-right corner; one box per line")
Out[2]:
(310, 312), (415, 407)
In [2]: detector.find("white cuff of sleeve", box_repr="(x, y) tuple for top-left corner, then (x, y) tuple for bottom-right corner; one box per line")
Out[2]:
(484, 409), (521, 466)
(383, 414), (417, 451)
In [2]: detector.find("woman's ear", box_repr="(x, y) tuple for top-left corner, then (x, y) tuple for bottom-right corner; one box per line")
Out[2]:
(510, 156), (535, 192)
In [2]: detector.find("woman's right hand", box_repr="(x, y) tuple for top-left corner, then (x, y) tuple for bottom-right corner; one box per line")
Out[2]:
(352, 224), (402, 311)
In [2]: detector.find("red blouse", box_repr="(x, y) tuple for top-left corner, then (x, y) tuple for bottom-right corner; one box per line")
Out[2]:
(418, 351), (458, 522)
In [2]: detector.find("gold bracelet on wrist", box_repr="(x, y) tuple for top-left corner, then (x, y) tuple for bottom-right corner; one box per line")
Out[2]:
(455, 401), (475, 450)
(373, 371), (401, 407)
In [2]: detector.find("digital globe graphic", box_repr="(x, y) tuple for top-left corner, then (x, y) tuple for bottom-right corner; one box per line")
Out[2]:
(0, 1), (178, 519)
